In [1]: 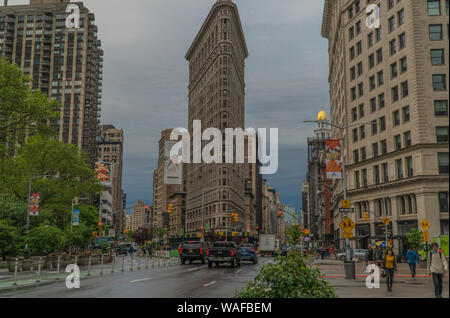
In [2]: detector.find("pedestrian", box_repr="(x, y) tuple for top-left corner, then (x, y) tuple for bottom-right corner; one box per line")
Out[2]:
(427, 242), (448, 298)
(129, 245), (134, 256)
(367, 245), (376, 266)
(404, 246), (419, 279)
(382, 248), (397, 292)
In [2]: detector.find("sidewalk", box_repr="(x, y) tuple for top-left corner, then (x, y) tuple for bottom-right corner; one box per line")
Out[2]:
(312, 258), (450, 298)
(0, 255), (179, 293)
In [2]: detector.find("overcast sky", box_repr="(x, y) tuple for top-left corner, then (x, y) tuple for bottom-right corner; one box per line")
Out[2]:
(7, 0), (330, 214)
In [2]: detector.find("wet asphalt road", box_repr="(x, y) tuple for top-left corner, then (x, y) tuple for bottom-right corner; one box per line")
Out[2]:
(0, 257), (274, 298)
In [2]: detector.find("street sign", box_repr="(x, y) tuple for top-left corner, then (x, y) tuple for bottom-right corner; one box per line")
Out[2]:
(342, 200), (351, 209)
(382, 217), (391, 225)
(343, 232), (354, 239)
(420, 219), (431, 231)
(339, 217), (355, 233)
(303, 229), (310, 235)
(339, 208), (354, 214)
(422, 231), (430, 242)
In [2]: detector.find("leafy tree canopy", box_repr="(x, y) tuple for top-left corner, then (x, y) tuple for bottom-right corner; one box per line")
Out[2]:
(24, 223), (63, 256)
(0, 58), (60, 151)
(0, 135), (102, 229)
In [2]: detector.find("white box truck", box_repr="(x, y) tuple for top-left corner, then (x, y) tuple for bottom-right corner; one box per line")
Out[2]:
(259, 234), (276, 257)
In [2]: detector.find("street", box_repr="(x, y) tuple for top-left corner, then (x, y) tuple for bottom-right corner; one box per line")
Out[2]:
(0, 256), (273, 298)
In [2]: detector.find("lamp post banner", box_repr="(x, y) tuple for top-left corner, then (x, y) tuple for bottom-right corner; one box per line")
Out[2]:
(29, 192), (40, 216)
(72, 209), (80, 226)
(325, 139), (342, 179)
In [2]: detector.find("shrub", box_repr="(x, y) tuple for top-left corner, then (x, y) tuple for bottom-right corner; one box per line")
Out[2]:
(24, 224), (63, 255)
(236, 249), (337, 298)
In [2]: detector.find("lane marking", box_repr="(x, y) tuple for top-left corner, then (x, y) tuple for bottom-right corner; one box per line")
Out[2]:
(130, 278), (152, 283)
(185, 267), (202, 273)
(235, 269), (242, 274)
(203, 281), (216, 287)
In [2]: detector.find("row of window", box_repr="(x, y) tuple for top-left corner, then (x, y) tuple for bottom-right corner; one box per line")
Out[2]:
(348, 0), (449, 22)
(351, 74), (446, 102)
(354, 153), (448, 189)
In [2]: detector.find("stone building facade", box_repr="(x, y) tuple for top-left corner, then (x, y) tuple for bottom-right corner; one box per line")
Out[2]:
(321, 0), (449, 252)
(185, 0), (248, 236)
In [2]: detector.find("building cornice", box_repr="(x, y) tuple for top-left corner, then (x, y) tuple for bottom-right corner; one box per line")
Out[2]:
(321, 0), (332, 39)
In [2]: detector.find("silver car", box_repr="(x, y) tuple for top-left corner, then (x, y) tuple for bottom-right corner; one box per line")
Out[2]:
(336, 249), (368, 262)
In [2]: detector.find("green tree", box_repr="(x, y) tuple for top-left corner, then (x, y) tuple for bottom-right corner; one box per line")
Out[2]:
(407, 228), (424, 251)
(235, 249), (337, 298)
(0, 194), (27, 230)
(24, 223), (63, 256)
(0, 58), (59, 155)
(0, 220), (20, 259)
(152, 227), (168, 241)
(62, 223), (92, 251)
(285, 224), (303, 246)
(0, 135), (102, 229)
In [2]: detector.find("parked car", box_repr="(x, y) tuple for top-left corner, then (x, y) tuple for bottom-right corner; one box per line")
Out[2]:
(239, 243), (257, 264)
(336, 249), (368, 262)
(180, 241), (208, 265)
(207, 241), (241, 268)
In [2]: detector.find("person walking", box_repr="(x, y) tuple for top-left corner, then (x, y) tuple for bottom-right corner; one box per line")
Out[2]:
(367, 245), (376, 266)
(427, 242), (448, 298)
(405, 247), (419, 279)
(129, 245), (134, 257)
(382, 248), (397, 292)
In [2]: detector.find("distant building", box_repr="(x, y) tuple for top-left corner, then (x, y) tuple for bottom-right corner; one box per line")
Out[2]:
(304, 111), (333, 247)
(130, 199), (145, 231)
(100, 191), (112, 224)
(97, 124), (124, 231)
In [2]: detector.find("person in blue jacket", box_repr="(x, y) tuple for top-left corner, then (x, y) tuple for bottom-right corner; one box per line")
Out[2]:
(405, 246), (419, 279)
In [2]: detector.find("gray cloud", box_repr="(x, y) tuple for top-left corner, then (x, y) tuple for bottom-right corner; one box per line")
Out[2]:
(6, 0), (329, 213)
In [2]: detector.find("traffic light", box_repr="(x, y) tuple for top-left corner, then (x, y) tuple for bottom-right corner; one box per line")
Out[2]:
(168, 204), (174, 214)
(201, 225), (204, 231)
(144, 204), (149, 213)
(278, 210), (283, 217)
(363, 211), (369, 221)
(98, 222), (102, 228)
(232, 213), (238, 222)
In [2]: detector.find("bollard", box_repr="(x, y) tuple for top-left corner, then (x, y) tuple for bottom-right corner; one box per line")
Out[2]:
(36, 257), (42, 282)
(138, 255), (141, 270)
(13, 258), (18, 286)
(100, 254), (104, 275)
(145, 253), (149, 269)
(74, 255), (78, 266)
(111, 255), (115, 273)
(121, 255), (125, 272)
(56, 255), (61, 279)
(130, 254), (134, 271)
(152, 254), (155, 268)
(87, 255), (92, 277)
